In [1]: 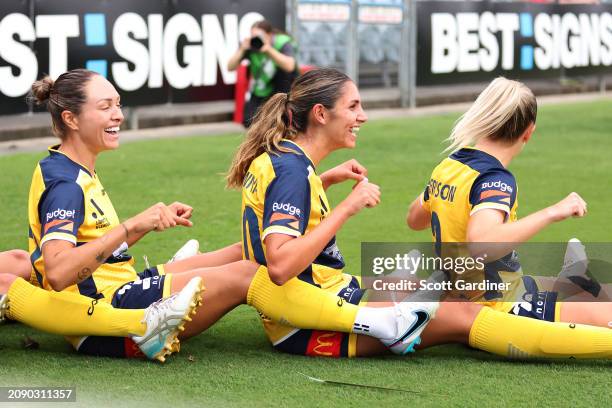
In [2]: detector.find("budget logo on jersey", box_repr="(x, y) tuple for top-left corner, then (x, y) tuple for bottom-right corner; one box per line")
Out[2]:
(480, 180), (513, 193)
(272, 202), (301, 217)
(45, 208), (77, 222)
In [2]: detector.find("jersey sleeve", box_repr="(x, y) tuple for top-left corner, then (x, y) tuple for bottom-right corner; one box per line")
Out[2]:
(262, 169), (309, 240)
(469, 170), (517, 218)
(420, 182), (431, 212)
(39, 180), (85, 246)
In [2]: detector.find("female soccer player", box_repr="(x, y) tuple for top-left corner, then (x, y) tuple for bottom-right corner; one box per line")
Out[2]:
(0, 249), (203, 362)
(227, 68), (612, 359)
(406, 77), (612, 331)
(26, 69), (436, 359)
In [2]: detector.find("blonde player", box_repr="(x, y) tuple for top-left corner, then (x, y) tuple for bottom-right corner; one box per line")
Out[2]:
(406, 77), (612, 356)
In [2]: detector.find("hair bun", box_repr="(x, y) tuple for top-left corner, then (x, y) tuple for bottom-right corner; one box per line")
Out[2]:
(30, 76), (54, 105)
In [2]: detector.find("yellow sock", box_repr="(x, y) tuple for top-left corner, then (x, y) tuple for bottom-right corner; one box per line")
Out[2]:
(469, 307), (612, 359)
(7, 278), (146, 337)
(247, 266), (359, 333)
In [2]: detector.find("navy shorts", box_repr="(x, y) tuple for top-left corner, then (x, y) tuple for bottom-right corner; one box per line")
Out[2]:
(111, 267), (167, 309)
(77, 267), (168, 358)
(509, 275), (558, 322)
(273, 276), (365, 358)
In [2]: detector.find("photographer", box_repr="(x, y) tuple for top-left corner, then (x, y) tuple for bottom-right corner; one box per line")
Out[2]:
(228, 20), (298, 127)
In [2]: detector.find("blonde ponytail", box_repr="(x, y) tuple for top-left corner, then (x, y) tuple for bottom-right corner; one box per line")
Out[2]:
(446, 77), (537, 152)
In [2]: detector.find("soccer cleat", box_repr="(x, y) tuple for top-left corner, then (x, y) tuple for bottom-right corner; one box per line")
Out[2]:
(381, 301), (439, 355)
(558, 238), (601, 297)
(387, 249), (422, 279)
(559, 238), (588, 279)
(132, 276), (204, 362)
(168, 239), (200, 263)
(0, 294), (8, 323)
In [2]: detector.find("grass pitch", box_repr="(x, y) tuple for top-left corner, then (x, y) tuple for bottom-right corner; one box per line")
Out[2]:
(0, 99), (610, 407)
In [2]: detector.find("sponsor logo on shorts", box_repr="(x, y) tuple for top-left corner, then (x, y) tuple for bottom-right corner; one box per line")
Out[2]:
(306, 331), (343, 357)
(272, 202), (301, 217)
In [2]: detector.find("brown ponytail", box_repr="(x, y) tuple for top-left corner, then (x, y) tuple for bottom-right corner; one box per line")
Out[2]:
(226, 67), (351, 189)
(226, 93), (294, 188)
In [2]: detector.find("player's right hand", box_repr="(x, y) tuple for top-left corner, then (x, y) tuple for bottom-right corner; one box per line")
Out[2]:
(548, 192), (588, 222)
(127, 202), (178, 234)
(340, 179), (381, 216)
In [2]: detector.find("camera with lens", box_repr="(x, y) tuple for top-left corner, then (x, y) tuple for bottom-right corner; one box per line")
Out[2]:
(250, 36), (264, 51)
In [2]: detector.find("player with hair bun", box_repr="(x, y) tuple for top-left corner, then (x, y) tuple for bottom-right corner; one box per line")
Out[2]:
(26, 69), (272, 359)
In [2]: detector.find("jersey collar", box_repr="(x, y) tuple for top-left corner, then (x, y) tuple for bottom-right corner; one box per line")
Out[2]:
(48, 144), (95, 177)
(458, 146), (505, 169)
(280, 139), (316, 169)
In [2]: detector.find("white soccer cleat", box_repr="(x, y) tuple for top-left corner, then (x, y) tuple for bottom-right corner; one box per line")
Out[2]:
(168, 239), (200, 263)
(558, 238), (601, 297)
(132, 276), (204, 363)
(387, 249), (422, 280)
(559, 238), (588, 280)
(0, 294), (8, 323)
(381, 301), (438, 355)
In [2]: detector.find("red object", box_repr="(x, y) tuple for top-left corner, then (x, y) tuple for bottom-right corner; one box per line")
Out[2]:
(124, 338), (145, 359)
(300, 64), (316, 74)
(233, 64), (317, 125)
(305, 330), (343, 358)
(233, 62), (249, 124)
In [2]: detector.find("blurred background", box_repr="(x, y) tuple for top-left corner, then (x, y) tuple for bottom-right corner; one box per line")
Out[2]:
(0, 0), (611, 138)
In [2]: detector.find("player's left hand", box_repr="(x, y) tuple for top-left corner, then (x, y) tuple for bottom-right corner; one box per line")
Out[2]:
(321, 159), (368, 189)
(169, 201), (194, 227)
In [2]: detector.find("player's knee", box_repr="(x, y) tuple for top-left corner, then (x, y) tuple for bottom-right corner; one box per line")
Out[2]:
(1, 250), (31, 280)
(235, 260), (259, 286)
(14, 250), (31, 279)
(0, 273), (19, 292)
(440, 301), (482, 334)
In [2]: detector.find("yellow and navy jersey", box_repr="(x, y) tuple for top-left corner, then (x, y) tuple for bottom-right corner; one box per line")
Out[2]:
(241, 139), (346, 289)
(422, 147), (522, 305)
(28, 145), (138, 300)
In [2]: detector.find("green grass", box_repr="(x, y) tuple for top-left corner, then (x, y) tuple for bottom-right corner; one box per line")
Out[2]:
(1, 100), (611, 407)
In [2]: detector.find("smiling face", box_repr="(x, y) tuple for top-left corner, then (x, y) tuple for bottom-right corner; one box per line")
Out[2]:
(322, 81), (368, 151)
(74, 75), (124, 153)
